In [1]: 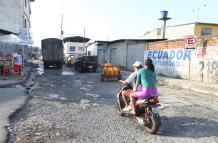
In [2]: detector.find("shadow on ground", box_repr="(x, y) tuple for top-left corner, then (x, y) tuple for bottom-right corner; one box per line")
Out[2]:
(158, 116), (218, 138)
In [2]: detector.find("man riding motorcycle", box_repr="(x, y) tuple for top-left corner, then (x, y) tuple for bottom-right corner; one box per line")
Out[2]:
(119, 61), (143, 111)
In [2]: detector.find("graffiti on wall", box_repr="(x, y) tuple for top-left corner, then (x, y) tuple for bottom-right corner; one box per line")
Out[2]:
(145, 49), (191, 78)
(199, 60), (218, 74)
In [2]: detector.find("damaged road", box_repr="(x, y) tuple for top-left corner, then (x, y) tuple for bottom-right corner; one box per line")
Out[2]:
(6, 67), (218, 143)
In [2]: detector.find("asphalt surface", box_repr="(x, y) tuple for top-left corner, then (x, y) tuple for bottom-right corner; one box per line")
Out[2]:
(6, 66), (218, 143)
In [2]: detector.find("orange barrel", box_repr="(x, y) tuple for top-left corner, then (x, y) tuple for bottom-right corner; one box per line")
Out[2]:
(104, 63), (112, 67)
(113, 67), (119, 76)
(104, 67), (110, 76)
(109, 67), (114, 76)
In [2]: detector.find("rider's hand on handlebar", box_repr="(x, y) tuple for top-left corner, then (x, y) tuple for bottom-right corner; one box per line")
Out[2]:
(119, 80), (126, 84)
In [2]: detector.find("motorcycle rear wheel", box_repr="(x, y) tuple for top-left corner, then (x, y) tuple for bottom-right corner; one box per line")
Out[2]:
(144, 112), (160, 134)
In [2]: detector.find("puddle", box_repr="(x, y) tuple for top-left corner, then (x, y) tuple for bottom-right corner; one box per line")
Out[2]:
(36, 64), (44, 75)
(62, 71), (75, 76)
(86, 85), (93, 88)
(48, 94), (59, 99)
(80, 87), (90, 91)
(44, 83), (56, 87)
(87, 81), (94, 84)
(74, 80), (82, 83)
(60, 97), (68, 100)
(80, 99), (90, 104)
(85, 93), (100, 98)
(92, 103), (99, 107)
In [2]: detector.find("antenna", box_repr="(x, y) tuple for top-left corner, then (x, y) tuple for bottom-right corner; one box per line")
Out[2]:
(60, 0), (63, 39)
(60, 14), (63, 39)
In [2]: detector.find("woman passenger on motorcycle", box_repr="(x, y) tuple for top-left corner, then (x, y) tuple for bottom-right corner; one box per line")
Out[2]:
(119, 61), (143, 110)
(129, 58), (157, 115)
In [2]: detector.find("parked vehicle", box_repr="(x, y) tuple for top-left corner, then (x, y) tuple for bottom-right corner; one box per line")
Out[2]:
(74, 56), (98, 72)
(115, 83), (161, 134)
(101, 62), (121, 81)
(41, 38), (63, 69)
(66, 55), (76, 67)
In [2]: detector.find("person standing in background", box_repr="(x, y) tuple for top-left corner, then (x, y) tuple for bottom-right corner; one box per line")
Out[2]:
(13, 49), (23, 79)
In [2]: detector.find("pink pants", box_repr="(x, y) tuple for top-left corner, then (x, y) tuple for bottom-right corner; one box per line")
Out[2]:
(134, 87), (157, 99)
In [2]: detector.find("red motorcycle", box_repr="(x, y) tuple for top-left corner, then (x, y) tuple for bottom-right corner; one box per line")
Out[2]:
(115, 83), (161, 134)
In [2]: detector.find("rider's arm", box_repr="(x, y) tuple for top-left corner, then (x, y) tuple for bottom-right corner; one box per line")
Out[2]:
(126, 72), (137, 83)
(132, 72), (141, 92)
(119, 80), (126, 84)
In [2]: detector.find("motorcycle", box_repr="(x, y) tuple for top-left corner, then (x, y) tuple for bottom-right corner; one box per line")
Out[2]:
(115, 83), (161, 134)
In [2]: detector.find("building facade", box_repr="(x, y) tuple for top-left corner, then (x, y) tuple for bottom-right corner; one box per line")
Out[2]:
(101, 39), (163, 70)
(145, 35), (218, 83)
(63, 36), (90, 58)
(0, 0), (34, 38)
(142, 22), (218, 40)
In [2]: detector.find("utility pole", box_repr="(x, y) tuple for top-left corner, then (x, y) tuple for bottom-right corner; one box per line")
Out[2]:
(83, 27), (86, 55)
(192, 4), (207, 22)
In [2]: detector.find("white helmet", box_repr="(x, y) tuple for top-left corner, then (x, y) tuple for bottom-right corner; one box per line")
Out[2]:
(133, 61), (142, 67)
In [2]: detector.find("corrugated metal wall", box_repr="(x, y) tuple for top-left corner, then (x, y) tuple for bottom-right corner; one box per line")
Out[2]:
(127, 43), (144, 70)
(103, 40), (145, 69)
(97, 49), (103, 64)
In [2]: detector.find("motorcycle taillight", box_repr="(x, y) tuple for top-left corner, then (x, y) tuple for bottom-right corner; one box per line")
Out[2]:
(152, 98), (159, 103)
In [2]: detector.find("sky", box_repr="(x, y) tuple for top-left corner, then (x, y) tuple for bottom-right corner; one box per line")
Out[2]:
(30, 0), (218, 47)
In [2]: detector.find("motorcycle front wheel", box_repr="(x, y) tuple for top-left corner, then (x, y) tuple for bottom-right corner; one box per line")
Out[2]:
(115, 94), (125, 116)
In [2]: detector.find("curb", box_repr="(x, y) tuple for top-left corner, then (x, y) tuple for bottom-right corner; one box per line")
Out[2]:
(158, 78), (218, 96)
(0, 69), (32, 88)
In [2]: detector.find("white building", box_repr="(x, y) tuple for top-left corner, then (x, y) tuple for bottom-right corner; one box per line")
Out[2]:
(87, 42), (98, 56)
(0, 0), (34, 38)
(63, 36), (90, 58)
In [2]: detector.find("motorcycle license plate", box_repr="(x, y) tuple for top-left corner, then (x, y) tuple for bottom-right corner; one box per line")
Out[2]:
(152, 108), (159, 114)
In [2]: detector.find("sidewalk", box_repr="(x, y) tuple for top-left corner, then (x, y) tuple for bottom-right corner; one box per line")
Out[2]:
(121, 70), (218, 96)
(0, 66), (32, 88)
(0, 65), (35, 143)
(157, 76), (218, 96)
(0, 88), (27, 143)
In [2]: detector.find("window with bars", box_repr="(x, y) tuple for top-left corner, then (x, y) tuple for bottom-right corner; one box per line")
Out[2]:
(70, 47), (76, 51)
(201, 28), (212, 36)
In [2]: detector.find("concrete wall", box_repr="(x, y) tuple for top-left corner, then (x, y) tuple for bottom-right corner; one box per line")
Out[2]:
(0, 0), (32, 37)
(145, 35), (218, 83)
(0, 0), (22, 33)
